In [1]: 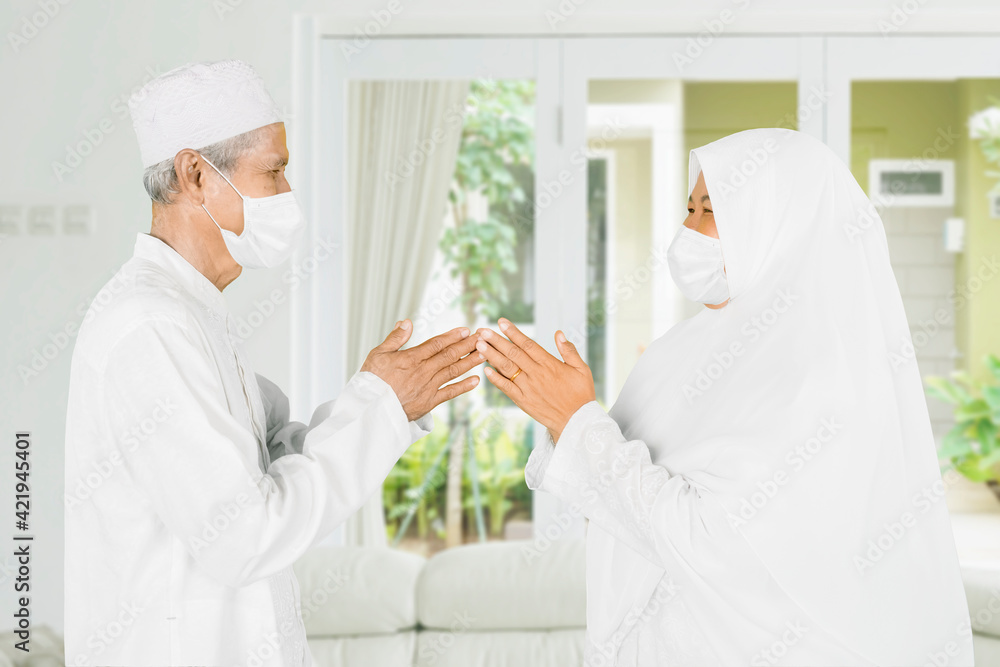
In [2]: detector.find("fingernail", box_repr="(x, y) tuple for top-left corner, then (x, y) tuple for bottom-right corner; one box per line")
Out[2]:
(471, 376), (479, 385)
(557, 331), (566, 343)
(401, 320), (410, 330)
(499, 319), (508, 331)
(478, 352), (485, 360)
(481, 329), (492, 339)
(461, 327), (470, 338)
(485, 367), (493, 375)
(476, 340), (487, 352)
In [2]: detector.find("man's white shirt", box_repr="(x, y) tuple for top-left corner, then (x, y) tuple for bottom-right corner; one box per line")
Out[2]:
(64, 232), (432, 666)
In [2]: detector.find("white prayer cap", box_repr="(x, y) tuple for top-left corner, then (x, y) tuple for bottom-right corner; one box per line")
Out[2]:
(128, 59), (284, 169)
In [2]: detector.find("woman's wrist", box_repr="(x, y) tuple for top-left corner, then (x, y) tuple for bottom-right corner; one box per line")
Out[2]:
(549, 399), (593, 445)
(549, 412), (572, 444)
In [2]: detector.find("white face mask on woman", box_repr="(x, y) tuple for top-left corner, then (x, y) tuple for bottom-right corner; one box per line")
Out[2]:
(666, 225), (730, 305)
(200, 154), (306, 269)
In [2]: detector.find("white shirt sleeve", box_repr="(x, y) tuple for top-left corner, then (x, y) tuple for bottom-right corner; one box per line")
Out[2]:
(102, 315), (430, 589)
(255, 372), (434, 462)
(524, 400), (714, 569)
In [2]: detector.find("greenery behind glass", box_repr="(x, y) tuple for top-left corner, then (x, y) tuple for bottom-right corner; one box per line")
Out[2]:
(385, 79), (537, 552)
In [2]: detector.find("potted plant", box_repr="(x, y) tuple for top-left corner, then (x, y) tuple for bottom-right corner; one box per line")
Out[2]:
(924, 354), (1000, 501)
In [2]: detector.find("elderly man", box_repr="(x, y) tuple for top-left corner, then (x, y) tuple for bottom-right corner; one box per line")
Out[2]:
(63, 60), (483, 666)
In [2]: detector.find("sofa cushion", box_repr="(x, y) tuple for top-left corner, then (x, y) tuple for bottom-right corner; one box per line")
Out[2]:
(962, 562), (1000, 639)
(309, 630), (416, 667)
(293, 545), (426, 636)
(416, 538), (586, 631)
(415, 629), (585, 666)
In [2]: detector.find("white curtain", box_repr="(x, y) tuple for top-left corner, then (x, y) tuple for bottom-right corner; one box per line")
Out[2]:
(342, 80), (470, 548)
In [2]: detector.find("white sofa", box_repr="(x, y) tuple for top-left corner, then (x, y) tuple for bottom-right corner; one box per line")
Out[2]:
(2, 540), (998, 665)
(962, 563), (1000, 667)
(292, 538), (587, 666)
(292, 539), (1000, 667)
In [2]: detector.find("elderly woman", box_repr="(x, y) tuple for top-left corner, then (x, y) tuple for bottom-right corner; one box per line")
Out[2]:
(476, 128), (974, 666)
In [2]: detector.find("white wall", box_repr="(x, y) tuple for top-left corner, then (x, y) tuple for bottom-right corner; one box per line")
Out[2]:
(2, 0), (999, 635)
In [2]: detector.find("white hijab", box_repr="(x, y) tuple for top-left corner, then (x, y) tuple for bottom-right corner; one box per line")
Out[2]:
(597, 127), (974, 664)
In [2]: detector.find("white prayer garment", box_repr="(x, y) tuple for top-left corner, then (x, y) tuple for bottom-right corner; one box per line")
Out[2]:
(526, 128), (974, 666)
(64, 232), (432, 666)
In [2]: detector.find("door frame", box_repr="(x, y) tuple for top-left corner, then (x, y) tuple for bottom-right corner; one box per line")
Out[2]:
(824, 36), (1000, 164)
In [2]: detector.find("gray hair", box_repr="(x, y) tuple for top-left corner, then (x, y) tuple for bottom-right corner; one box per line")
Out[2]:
(142, 126), (267, 205)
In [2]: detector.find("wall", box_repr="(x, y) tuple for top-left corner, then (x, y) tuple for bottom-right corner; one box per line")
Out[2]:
(851, 81), (960, 191)
(851, 81), (961, 434)
(1, 0), (312, 634)
(956, 80), (1000, 386)
(850, 80), (1000, 509)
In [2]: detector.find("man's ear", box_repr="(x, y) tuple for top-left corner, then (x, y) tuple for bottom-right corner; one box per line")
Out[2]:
(173, 149), (210, 207)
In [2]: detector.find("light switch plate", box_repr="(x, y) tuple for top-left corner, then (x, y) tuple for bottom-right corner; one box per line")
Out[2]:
(27, 206), (57, 235)
(0, 205), (23, 236)
(63, 205), (94, 235)
(943, 217), (964, 253)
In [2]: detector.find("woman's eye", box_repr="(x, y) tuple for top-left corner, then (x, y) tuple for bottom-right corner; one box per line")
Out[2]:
(704, 209), (713, 214)
(687, 208), (694, 214)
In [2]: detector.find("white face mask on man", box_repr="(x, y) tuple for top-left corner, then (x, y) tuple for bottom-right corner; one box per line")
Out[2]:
(200, 154), (306, 269)
(666, 225), (730, 306)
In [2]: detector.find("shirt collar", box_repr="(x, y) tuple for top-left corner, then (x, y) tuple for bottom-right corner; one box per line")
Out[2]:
(133, 232), (229, 317)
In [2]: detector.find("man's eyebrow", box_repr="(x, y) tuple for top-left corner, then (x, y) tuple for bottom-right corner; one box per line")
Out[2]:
(687, 194), (712, 204)
(265, 155), (288, 169)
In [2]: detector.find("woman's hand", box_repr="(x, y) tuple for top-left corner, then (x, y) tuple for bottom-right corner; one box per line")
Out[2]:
(475, 318), (596, 444)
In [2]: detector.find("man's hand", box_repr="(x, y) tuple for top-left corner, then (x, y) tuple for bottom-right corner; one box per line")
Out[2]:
(361, 319), (485, 422)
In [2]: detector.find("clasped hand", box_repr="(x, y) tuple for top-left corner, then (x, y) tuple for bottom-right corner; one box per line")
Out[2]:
(360, 320), (483, 422)
(361, 318), (596, 444)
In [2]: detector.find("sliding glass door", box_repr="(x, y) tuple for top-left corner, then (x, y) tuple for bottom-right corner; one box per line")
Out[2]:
(550, 36), (815, 539)
(301, 35), (821, 550)
(304, 38), (557, 552)
(296, 31), (999, 549)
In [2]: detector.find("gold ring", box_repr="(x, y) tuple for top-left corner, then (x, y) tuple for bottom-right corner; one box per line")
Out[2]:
(509, 368), (522, 381)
